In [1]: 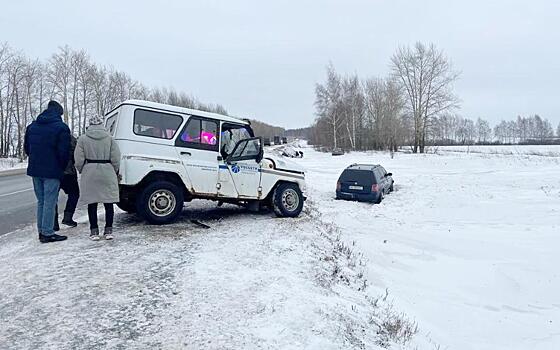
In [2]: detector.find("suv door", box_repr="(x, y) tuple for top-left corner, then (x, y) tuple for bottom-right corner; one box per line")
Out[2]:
(175, 116), (220, 196)
(378, 167), (388, 192)
(224, 137), (263, 198)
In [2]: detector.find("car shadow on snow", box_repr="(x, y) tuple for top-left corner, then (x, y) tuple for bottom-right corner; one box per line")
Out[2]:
(114, 201), (275, 234)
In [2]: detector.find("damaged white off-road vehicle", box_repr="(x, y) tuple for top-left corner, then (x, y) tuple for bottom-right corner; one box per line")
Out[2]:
(105, 100), (306, 224)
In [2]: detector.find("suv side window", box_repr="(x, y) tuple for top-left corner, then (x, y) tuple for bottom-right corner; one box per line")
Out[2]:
(133, 109), (183, 139)
(105, 112), (118, 136)
(176, 117), (219, 151)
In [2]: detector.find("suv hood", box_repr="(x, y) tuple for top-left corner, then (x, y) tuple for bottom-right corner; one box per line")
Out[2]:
(263, 152), (305, 174)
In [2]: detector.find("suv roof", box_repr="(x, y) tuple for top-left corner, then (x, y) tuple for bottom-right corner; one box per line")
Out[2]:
(346, 164), (383, 171)
(107, 99), (250, 126)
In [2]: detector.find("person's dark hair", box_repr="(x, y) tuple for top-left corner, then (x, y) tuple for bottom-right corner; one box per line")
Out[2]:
(47, 100), (64, 116)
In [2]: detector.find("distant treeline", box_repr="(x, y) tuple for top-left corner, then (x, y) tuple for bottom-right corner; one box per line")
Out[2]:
(0, 43), (227, 159)
(249, 119), (286, 140)
(308, 42), (560, 152)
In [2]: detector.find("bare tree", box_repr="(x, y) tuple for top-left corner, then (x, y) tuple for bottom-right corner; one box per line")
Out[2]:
(314, 64), (343, 149)
(391, 42), (460, 153)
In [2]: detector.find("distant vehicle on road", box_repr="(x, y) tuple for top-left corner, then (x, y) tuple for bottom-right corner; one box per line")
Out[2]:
(282, 137), (287, 144)
(274, 136), (281, 145)
(331, 148), (345, 156)
(263, 138), (271, 146)
(336, 164), (394, 203)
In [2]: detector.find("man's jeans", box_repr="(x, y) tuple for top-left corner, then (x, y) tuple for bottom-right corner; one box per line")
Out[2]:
(32, 177), (60, 236)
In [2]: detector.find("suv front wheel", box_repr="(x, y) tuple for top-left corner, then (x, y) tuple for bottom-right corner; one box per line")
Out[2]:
(272, 183), (304, 217)
(136, 181), (184, 224)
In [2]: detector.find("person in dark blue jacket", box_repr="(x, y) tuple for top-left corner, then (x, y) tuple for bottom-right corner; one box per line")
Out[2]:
(24, 100), (71, 243)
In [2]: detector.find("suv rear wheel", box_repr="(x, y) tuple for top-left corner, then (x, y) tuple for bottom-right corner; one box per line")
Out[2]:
(272, 183), (304, 217)
(136, 180), (184, 224)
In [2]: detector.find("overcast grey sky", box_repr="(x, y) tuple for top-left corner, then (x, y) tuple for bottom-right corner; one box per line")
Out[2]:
(1, 0), (559, 128)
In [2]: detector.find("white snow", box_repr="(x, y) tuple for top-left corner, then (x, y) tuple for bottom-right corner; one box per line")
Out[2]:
(0, 158), (26, 171)
(1, 145), (559, 349)
(292, 145), (560, 350)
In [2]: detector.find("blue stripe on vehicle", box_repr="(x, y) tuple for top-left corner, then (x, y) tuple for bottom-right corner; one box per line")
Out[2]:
(219, 165), (228, 169)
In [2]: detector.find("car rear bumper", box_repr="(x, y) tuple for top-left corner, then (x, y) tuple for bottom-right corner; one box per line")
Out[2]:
(335, 191), (379, 202)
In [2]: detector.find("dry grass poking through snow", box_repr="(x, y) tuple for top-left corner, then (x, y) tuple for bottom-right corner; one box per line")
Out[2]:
(304, 200), (419, 348)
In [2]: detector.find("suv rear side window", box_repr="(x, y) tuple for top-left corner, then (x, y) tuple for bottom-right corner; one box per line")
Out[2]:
(176, 117), (219, 151)
(340, 169), (376, 185)
(133, 109), (183, 139)
(105, 112), (118, 136)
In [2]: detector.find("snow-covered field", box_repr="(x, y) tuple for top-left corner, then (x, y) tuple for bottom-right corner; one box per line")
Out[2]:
(292, 145), (560, 350)
(435, 144), (560, 157)
(1, 145), (559, 349)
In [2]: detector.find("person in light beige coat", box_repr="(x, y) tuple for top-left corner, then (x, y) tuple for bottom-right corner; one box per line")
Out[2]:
(74, 115), (120, 240)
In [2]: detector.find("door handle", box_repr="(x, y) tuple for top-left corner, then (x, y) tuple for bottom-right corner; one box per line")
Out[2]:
(180, 151), (191, 156)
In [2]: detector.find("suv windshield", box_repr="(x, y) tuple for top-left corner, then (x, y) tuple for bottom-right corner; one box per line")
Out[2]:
(339, 169), (376, 185)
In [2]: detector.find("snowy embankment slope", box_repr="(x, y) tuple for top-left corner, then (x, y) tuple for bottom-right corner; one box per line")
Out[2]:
(0, 199), (408, 348)
(293, 146), (560, 350)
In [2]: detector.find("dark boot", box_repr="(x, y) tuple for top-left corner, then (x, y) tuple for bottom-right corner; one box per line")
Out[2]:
(62, 211), (78, 227)
(39, 234), (67, 243)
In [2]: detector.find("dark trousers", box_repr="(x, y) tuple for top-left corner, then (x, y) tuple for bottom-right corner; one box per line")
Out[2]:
(58, 174), (80, 215)
(88, 203), (114, 229)
(54, 174), (80, 228)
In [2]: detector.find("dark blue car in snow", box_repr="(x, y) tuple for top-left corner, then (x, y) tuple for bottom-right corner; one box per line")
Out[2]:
(336, 164), (394, 203)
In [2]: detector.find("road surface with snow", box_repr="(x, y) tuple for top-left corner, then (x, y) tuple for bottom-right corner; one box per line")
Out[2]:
(0, 145), (558, 349)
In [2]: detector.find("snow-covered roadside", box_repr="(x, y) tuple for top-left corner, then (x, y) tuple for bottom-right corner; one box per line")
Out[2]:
(294, 147), (560, 350)
(0, 199), (417, 349)
(0, 158), (26, 172)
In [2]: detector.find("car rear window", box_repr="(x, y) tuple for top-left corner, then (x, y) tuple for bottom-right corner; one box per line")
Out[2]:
(339, 169), (376, 184)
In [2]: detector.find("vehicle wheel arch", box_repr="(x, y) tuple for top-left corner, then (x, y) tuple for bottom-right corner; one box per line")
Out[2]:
(136, 170), (191, 200)
(265, 180), (302, 202)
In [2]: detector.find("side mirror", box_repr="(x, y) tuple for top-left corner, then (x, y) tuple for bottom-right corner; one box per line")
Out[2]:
(386, 172), (392, 177)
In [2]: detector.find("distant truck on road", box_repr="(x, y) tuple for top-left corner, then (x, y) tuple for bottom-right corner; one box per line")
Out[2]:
(274, 136), (281, 145)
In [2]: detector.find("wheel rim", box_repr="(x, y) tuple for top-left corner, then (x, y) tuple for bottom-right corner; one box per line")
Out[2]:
(281, 188), (299, 212)
(148, 189), (176, 217)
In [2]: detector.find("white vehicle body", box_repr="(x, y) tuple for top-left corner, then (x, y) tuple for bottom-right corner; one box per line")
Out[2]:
(106, 100), (306, 223)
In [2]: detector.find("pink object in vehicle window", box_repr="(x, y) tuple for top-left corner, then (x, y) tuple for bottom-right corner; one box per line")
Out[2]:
(201, 131), (217, 145)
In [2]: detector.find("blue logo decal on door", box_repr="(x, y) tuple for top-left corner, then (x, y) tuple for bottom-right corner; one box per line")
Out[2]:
(231, 164), (240, 173)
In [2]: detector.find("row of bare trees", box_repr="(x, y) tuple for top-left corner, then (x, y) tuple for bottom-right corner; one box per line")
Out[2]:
(493, 115), (557, 144)
(312, 65), (409, 152)
(0, 43), (227, 159)
(311, 43), (460, 153)
(311, 42), (560, 151)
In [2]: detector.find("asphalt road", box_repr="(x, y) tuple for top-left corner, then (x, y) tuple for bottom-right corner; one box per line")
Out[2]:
(0, 173), (67, 236)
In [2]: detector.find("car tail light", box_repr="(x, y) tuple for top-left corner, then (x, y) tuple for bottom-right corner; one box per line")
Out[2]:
(371, 184), (379, 192)
(336, 181), (341, 191)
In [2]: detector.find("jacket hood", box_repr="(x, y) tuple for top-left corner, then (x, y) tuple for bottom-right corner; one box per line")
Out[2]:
(36, 105), (63, 124)
(85, 124), (110, 140)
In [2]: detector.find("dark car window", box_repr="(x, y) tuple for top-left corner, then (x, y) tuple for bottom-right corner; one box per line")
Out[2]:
(339, 169), (376, 185)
